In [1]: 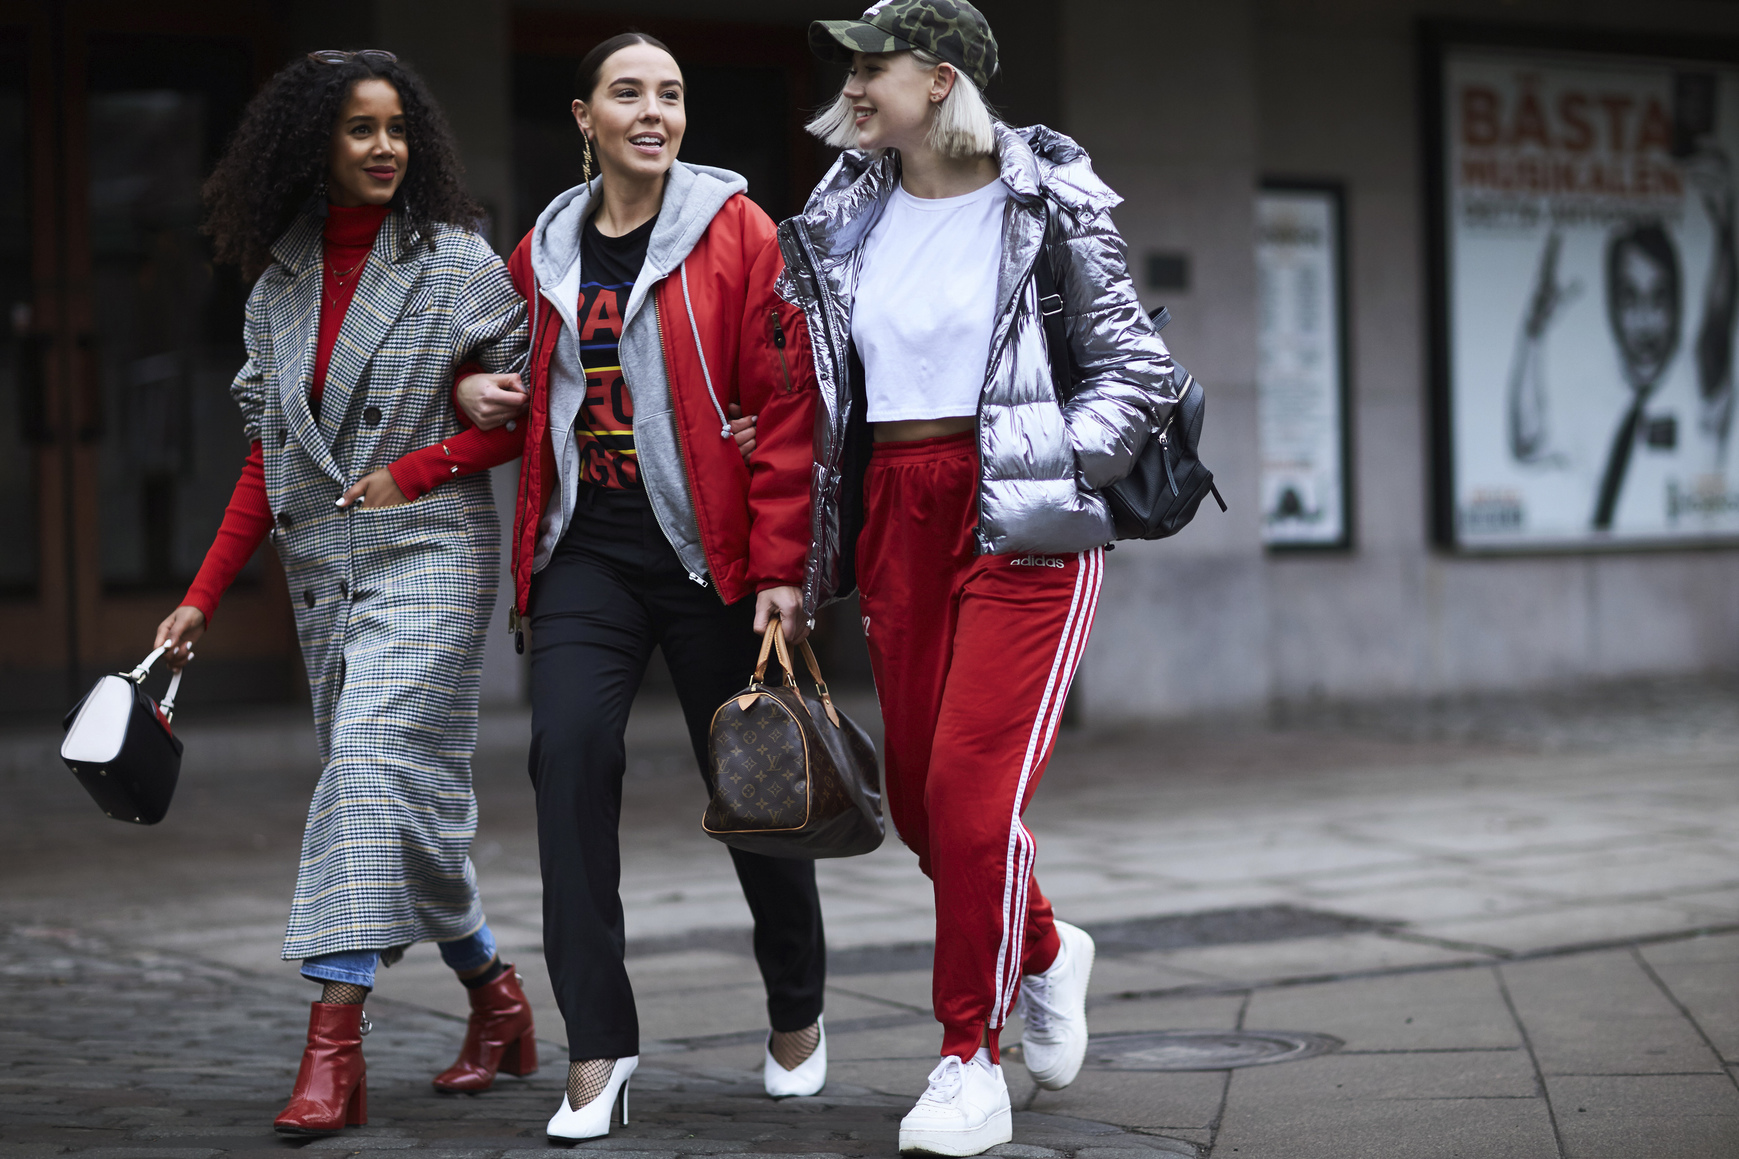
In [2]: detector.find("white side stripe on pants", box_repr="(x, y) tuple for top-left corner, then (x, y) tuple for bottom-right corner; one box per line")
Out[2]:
(989, 547), (1104, 1027)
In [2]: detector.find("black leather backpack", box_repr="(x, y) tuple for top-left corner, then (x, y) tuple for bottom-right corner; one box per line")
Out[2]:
(1034, 259), (1226, 540)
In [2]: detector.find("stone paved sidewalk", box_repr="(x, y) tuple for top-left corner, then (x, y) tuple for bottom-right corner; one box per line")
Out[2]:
(3, 679), (1738, 1156)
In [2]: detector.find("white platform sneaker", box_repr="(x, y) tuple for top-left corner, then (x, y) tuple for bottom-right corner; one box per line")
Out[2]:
(545, 1056), (637, 1142)
(898, 1049), (1012, 1156)
(763, 1015), (827, 1098)
(1016, 918), (1095, 1090)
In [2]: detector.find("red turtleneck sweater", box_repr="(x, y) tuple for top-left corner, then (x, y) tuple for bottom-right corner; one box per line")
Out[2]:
(182, 203), (522, 621)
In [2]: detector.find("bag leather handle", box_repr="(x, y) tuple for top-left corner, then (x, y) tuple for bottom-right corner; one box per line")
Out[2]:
(797, 639), (841, 727)
(129, 645), (170, 682)
(752, 618), (780, 685)
(750, 617), (841, 728)
(753, 619), (799, 688)
(768, 618), (799, 689)
(126, 646), (183, 722)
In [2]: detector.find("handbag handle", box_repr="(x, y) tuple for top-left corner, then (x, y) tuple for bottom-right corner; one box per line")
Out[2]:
(753, 618), (841, 728)
(752, 619), (796, 688)
(127, 645), (184, 722)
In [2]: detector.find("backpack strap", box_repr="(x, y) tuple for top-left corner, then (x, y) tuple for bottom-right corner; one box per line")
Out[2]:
(1034, 246), (1172, 406)
(1033, 244), (1075, 403)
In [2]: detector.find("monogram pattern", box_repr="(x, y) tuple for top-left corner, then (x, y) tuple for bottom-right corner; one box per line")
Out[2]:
(704, 680), (884, 858)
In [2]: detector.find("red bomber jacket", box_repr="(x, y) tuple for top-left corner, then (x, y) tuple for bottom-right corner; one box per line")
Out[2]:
(504, 192), (818, 619)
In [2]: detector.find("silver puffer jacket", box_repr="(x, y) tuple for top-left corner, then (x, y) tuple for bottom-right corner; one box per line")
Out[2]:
(776, 123), (1182, 614)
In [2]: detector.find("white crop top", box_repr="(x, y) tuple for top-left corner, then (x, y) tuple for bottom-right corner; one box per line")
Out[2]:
(852, 178), (1009, 422)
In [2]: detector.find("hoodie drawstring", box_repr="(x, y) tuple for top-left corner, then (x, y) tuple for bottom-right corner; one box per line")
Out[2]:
(679, 260), (731, 438)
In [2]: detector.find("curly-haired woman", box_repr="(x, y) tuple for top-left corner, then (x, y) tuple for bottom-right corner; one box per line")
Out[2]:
(151, 50), (534, 1135)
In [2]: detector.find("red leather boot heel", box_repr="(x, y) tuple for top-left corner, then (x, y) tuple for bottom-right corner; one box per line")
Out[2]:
(346, 1076), (367, 1126)
(433, 964), (538, 1093)
(499, 1026), (538, 1078)
(275, 1003), (368, 1135)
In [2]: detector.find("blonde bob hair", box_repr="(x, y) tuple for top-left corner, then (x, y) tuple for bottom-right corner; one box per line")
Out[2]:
(805, 48), (997, 159)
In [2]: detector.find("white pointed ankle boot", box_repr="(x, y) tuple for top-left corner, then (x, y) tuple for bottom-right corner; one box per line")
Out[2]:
(545, 1056), (636, 1142)
(763, 1015), (826, 1098)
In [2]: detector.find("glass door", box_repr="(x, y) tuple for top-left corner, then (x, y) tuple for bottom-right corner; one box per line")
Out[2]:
(0, 2), (298, 715)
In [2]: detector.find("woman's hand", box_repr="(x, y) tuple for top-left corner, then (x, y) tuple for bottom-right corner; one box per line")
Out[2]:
(457, 371), (528, 430)
(337, 468), (410, 509)
(754, 585), (808, 644)
(727, 403), (756, 461)
(154, 605), (206, 672)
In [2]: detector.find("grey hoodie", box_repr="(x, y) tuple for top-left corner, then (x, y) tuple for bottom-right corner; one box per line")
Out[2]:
(528, 161), (748, 583)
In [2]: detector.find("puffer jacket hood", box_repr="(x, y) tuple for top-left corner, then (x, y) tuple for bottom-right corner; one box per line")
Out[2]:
(777, 123), (1182, 614)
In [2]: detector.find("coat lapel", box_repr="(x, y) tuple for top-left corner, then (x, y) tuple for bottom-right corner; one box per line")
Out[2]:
(319, 212), (421, 460)
(265, 214), (346, 486)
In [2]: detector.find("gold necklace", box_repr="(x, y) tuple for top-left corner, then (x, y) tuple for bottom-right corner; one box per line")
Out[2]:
(326, 256), (366, 307)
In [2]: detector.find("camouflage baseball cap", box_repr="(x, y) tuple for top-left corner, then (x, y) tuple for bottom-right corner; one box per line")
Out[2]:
(809, 0), (999, 91)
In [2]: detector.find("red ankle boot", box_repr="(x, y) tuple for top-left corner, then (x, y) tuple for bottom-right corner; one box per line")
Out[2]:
(433, 963), (537, 1093)
(275, 1002), (367, 1134)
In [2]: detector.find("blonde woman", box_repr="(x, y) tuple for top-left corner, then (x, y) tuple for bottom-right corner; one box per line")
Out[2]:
(765, 2), (1181, 1153)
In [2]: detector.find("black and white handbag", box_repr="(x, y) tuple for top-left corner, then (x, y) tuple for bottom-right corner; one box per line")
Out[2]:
(60, 645), (185, 825)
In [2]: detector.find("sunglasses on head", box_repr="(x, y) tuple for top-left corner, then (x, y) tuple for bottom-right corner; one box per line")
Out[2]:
(307, 49), (399, 66)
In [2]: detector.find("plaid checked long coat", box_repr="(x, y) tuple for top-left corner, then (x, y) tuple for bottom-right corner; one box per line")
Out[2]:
(232, 210), (527, 962)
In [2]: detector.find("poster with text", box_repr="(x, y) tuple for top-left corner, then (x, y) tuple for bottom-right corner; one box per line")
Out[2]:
(1443, 45), (1739, 548)
(1259, 187), (1349, 547)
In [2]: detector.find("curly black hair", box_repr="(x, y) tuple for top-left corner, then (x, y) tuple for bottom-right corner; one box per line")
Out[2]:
(203, 53), (482, 280)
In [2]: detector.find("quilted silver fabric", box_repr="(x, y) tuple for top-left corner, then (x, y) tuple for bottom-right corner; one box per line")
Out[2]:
(776, 123), (1181, 613)
(232, 210), (528, 961)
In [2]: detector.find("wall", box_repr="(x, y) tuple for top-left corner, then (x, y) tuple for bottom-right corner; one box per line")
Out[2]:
(1057, 0), (1739, 719)
(1252, 0), (1739, 705)
(1060, 0), (1272, 717)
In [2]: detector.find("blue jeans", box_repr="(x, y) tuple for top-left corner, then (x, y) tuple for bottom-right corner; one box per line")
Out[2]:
(300, 923), (497, 988)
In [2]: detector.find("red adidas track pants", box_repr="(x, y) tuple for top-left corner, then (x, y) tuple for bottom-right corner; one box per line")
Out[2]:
(856, 432), (1103, 1062)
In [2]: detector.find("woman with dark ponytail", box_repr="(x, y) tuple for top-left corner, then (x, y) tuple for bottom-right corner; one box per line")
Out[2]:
(453, 30), (828, 1140)
(153, 49), (535, 1135)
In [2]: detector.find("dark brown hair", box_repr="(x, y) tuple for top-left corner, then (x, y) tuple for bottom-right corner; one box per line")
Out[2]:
(574, 31), (677, 103)
(203, 53), (482, 281)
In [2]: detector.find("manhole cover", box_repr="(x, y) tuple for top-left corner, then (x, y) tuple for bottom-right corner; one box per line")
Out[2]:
(1085, 1030), (1343, 1071)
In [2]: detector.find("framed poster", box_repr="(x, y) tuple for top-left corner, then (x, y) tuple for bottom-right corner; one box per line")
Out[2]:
(1426, 26), (1739, 550)
(1257, 182), (1352, 549)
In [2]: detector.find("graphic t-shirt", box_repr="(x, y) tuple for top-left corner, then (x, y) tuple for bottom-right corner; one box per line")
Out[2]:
(574, 213), (655, 489)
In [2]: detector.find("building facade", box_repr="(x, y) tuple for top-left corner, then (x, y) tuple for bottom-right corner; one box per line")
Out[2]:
(2, 0), (1735, 717)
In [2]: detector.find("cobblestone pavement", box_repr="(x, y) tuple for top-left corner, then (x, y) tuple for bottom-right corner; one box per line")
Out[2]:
(3, 679), (1738, 1157)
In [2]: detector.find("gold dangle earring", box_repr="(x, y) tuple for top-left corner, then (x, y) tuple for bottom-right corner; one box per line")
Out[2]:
(582, 133), (594, 185)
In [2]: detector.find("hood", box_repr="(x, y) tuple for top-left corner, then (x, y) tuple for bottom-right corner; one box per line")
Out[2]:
(795, 122), (1118, 265)
(529, 160), (749, 334)
(1002, 123), (1122, 215)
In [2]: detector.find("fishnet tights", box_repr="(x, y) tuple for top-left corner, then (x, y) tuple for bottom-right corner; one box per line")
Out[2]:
(567, 1059), (618, 1111)
(769, 1022), (820, 1071)
(321, 982), (369, 1005)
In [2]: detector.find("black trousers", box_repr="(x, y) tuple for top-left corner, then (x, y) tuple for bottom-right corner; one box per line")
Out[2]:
(527, 485), (826, 1060)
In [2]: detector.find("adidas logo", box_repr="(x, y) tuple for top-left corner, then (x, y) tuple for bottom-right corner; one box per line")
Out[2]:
(1010, 554), (1065, 568)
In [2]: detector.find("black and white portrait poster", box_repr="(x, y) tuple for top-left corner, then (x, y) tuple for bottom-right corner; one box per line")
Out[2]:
(1258, 186), (1349, 548)
(1441, 45), (1739, 547)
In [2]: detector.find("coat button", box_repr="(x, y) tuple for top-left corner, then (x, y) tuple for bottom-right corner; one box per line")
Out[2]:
(303, 589), (316, 608)
(277, 510), (294, 529)
(364, 405), (382, 427)
(278, 430), (288, 447)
